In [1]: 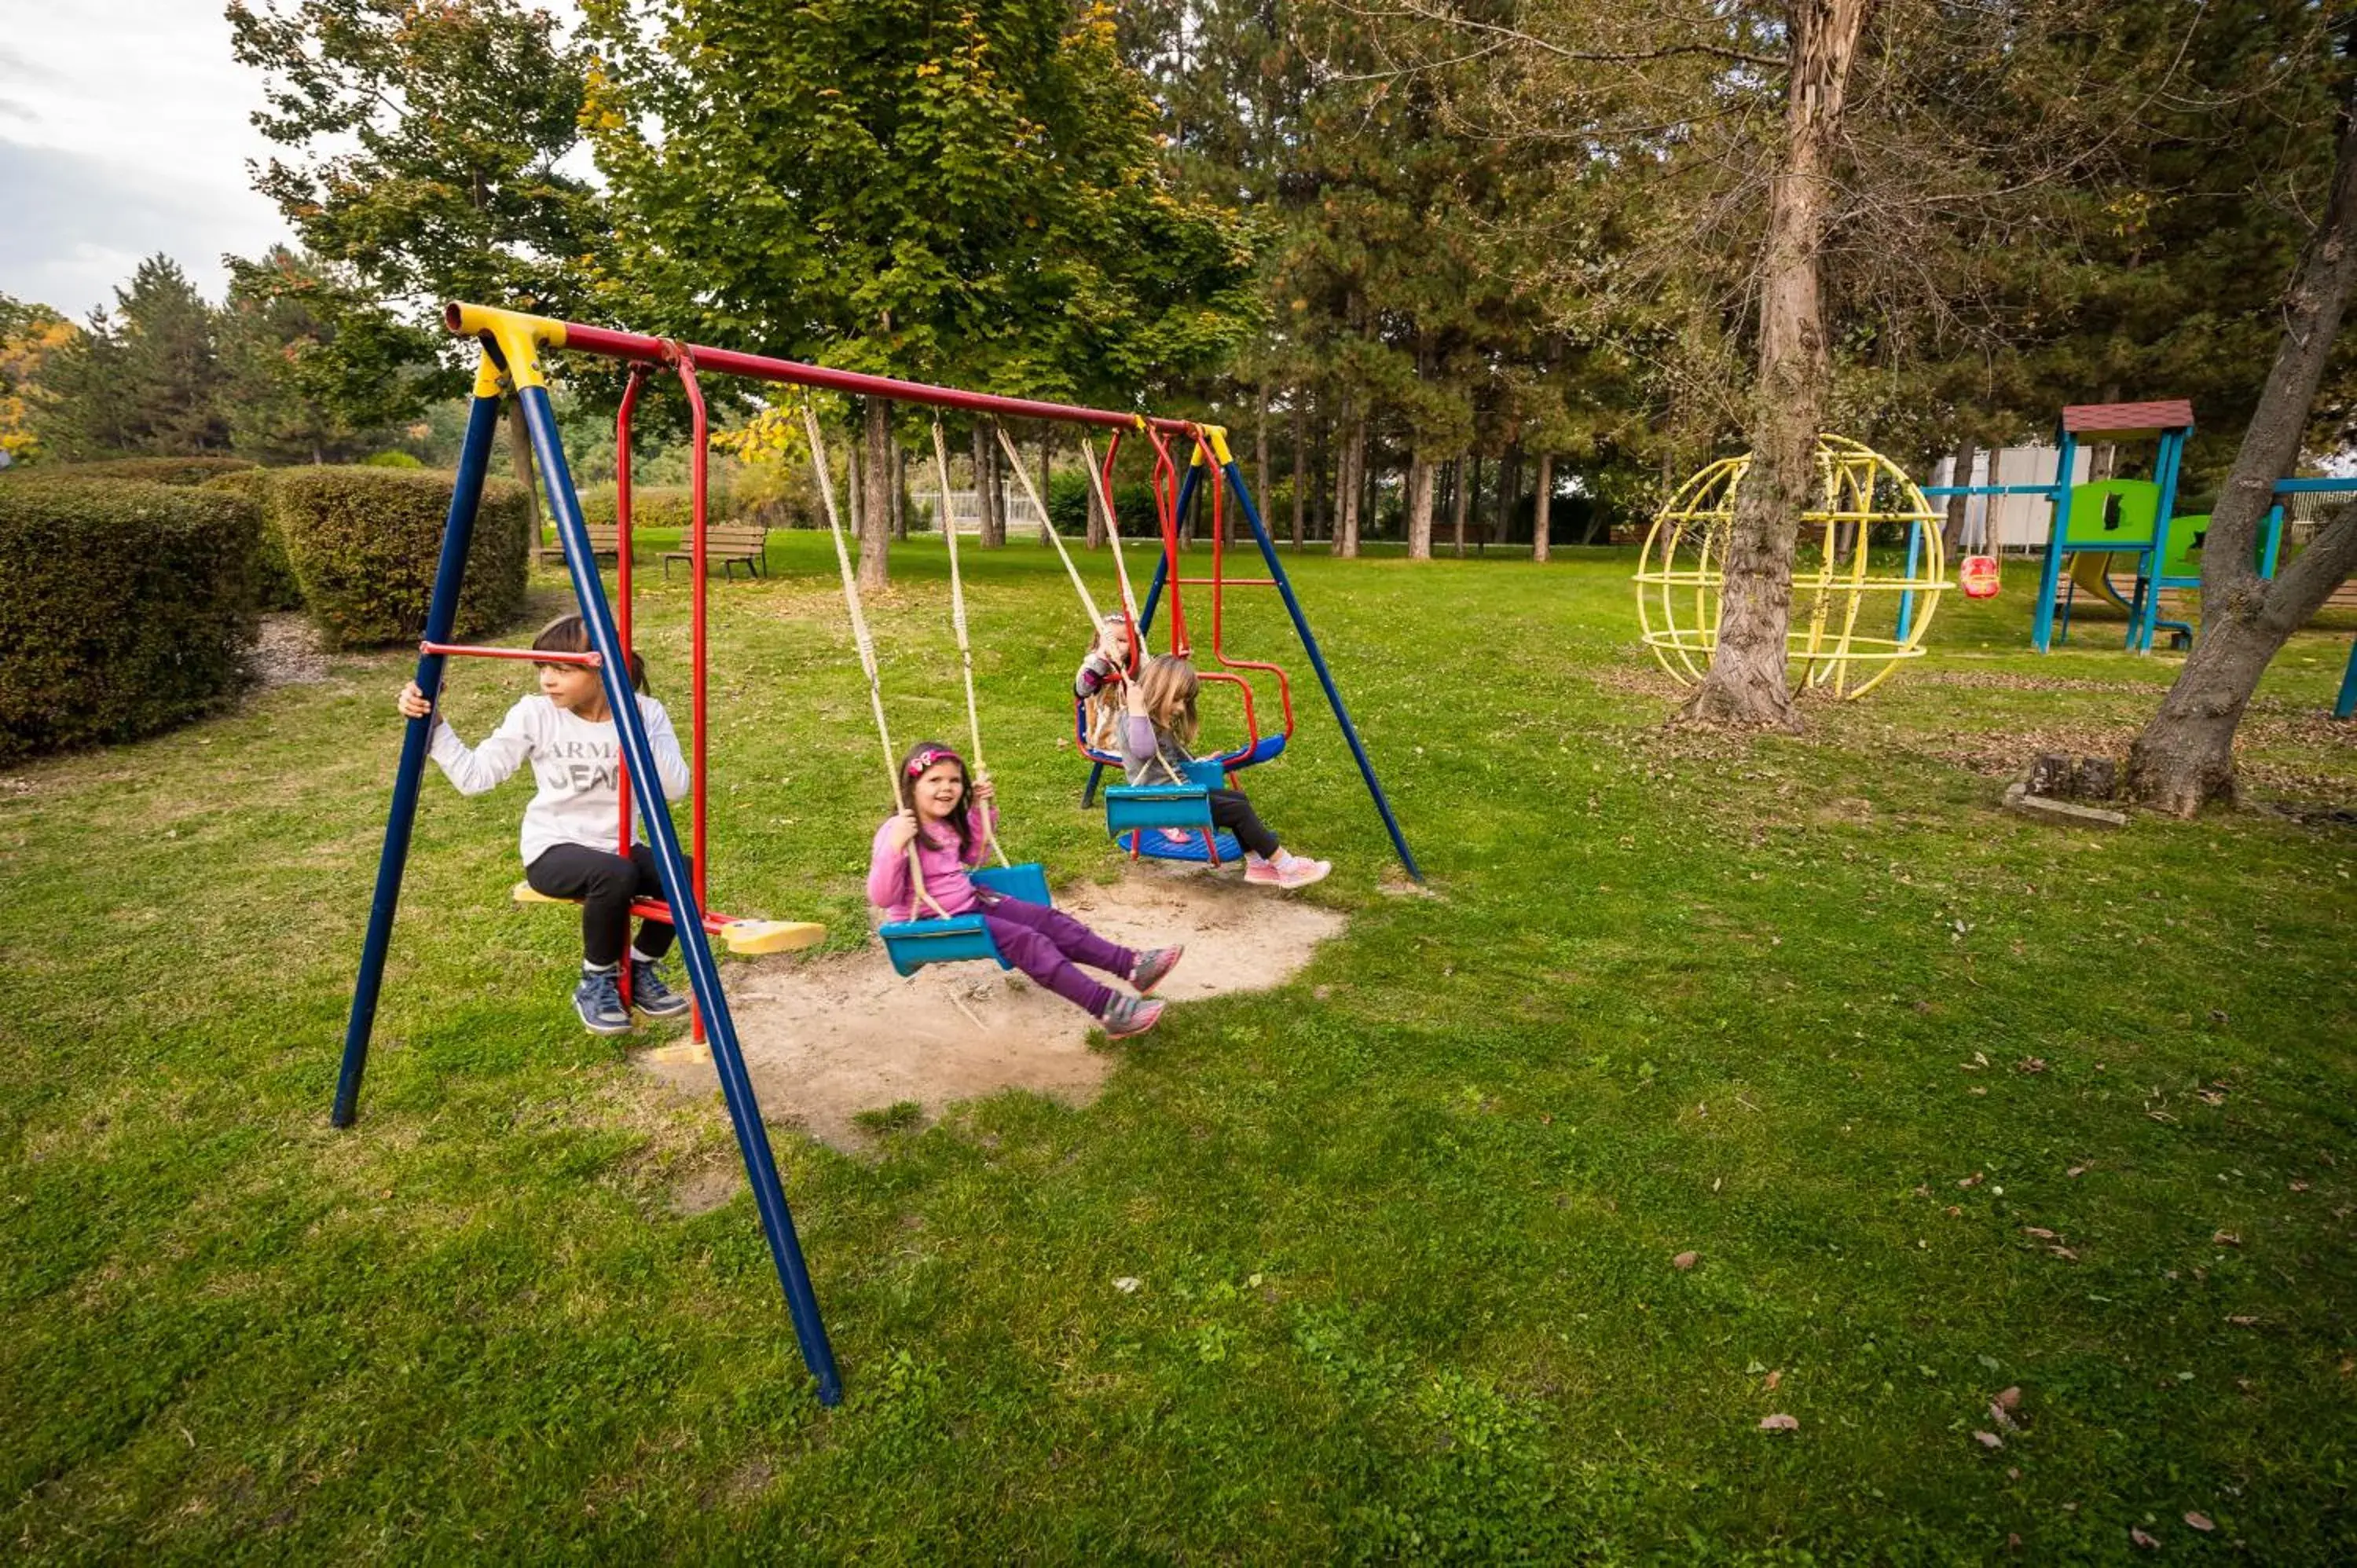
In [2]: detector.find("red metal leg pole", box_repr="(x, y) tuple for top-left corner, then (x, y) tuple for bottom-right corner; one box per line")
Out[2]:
(672, 347), (712, 1045)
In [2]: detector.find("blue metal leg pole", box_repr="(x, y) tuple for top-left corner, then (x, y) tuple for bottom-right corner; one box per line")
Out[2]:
(2034, 434), (2077, 654)
(333, 390), (504, 1128)
(1221, 460), (1423, 881)
(519, 385), (843, 1408)
(2263, 504), (2286, 578)
(1897, 519), (1923, 642)
(2336, 640), (2357, 721)
(2140, 429), (2187, 654)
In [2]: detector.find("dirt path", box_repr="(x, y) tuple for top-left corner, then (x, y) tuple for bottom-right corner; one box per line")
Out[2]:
(637, 868), (1346, 1148)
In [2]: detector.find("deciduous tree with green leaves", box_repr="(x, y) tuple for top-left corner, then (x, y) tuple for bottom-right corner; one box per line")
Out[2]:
(581, 0), (1257, 590)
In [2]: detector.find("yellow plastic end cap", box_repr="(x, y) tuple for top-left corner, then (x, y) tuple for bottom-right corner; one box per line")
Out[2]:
(443, 302), (566, 392)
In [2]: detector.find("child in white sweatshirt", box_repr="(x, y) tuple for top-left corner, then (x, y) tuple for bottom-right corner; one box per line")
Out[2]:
(397, 614), (694, 1036)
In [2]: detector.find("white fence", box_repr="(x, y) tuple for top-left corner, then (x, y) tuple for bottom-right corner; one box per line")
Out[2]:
(921, 489), (1047, 536)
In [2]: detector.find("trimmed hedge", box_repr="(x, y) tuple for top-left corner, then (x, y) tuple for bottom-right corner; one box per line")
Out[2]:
(574, 484), (741, 533)
(1047, 471), (1158, 538)
(270, 467), (530, 650)
(2, 456), (257, 487)
(0, 479), (260, 762)
(200, 469), (304, 610)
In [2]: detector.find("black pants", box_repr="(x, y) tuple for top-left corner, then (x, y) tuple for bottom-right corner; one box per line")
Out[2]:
(525, 842), (691, 967)
(1208, 789), (1279, 859)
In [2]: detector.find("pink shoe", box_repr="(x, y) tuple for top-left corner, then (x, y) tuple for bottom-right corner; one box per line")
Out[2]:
(1244, 854), (1281, 885)
(1102, 995), (1165, 1039)
(1275, 856), (1331, 890)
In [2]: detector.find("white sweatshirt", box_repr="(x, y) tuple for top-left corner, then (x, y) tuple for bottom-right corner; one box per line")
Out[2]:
(426, 693), (692, 867)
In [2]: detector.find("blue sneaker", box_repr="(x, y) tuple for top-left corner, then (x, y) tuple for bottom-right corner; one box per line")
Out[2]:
(573, 967), (632, 1036)
(629, 958), (694, 1020)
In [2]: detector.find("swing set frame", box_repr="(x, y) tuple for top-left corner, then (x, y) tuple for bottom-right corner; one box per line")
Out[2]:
(334, 302), (1420, 1412)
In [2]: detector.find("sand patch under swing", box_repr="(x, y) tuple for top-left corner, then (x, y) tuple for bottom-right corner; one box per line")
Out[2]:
(635, 866), (1347, 1149)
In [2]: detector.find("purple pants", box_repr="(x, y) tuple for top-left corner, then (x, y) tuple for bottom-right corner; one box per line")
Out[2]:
(979, 895), (1135, 1017)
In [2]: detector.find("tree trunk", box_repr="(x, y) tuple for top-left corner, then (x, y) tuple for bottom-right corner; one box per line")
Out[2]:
(505, 401), (541, 545)
(1497, 441), (1522, 547)
(1943, 437), (1978, 552)
(984, 419), (1008, 548)
(893, 445), (908, 540)
(2126, 59), (2357, 812)
(1534, 452), (1554, 563)
(1333, 404), (1365, 558)
(1406, 454), (1435, 559)
(1255, 379), (1271, 518)
(1312, 404), (1332, 542)
(1291, 394), (1307, 549)
(1451, 450), (1472, 555)
(1677, 0), (1868, 731)
(1039, 428), (1054, 544)
(857, 397), (892, 593)
(1085, 447), (1107, 549)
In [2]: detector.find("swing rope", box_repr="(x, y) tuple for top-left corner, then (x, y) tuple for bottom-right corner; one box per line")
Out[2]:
(995, 422), (1103, 628)
(803, 401), (950, 921)
(929, 418), (1010, 867)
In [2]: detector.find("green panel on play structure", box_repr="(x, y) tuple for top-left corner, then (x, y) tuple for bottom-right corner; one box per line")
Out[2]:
(2064, 478), (2160, 547)
(2161, 514), (2209, 578)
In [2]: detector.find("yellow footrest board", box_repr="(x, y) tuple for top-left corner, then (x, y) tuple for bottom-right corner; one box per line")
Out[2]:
(510, 881), (827, 954)
(718, 920), (827, 955)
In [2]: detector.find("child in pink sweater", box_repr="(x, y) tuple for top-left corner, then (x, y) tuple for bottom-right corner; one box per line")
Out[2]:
(868, 741), (1181, 1039)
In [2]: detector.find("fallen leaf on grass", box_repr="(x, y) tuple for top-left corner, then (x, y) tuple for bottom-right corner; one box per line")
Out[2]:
(1113, 1277), (1141, 1294)
(2048, 1245), (2079, 1261)
(2016, 1057), (2048, 1074)
(2290, 1180), (2309, 1192)
(1994, 1386), (2022, 1410)
(2022, 1226), (2057, 1239)
(1959, 1172), (1985, 1189)
(2197, 1089), (2227, 1106)
(2227, 1315), (2259, 1327)
(1672, 1251), (1699, 1270)
(1758, 1413), (1798, 1431)
(2185, 1511), (2215, 1532)
(2067, 1165), (2088, 1178)
(1974, 1430), (2004, 1449)
(2213, 1230), (2242, 1247)
(1765, 1368), (1782, 1390)
(2131, 1526), (2161, 1548)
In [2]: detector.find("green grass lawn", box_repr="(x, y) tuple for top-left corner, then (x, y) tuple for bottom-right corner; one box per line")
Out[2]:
(3, 535), (2353, 1562)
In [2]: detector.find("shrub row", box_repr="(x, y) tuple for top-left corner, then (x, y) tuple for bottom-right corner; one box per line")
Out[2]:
(269, 467), (530, 650)
(2, 455), (257, 487)
(0, 479), (260, 762)
(199, 469), (302, 610)
(573, 483), (743, 534)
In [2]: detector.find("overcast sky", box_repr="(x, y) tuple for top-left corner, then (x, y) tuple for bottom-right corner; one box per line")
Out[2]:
(0, 0), (302, 317)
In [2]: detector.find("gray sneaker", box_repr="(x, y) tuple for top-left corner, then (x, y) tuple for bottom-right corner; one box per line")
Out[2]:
(629, 958), (693, 1020)
(1102, 995), (1166, 1039)
(573, 968), (632, 1035)
(1130, 946), (1184, 995)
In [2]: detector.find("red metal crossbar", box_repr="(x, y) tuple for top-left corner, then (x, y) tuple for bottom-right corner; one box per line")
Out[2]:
(1175, 577), (1276, 588)
(452, 305), (1204, 438)
(422, 642), (599, 666)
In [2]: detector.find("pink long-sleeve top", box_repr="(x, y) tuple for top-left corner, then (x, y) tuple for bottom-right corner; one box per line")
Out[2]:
(867, 802), (998, 922)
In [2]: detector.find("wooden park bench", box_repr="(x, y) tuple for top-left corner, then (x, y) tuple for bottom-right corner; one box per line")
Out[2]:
(662, 523), (771, 580)
(1448, 522), (1496, 555)
(537, 523), (621, 568)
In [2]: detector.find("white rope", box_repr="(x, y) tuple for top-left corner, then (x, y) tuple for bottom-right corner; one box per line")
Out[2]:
(805, 401), (948, 919)
(995, 422), (1102, 626)
(929, 418), (1009, 868)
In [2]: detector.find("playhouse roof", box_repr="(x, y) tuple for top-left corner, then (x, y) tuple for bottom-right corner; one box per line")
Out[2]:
(2061, 400), (2195, 437)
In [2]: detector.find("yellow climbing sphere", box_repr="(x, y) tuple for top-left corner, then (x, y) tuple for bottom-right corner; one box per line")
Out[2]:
(1633, 434), (1948, 700)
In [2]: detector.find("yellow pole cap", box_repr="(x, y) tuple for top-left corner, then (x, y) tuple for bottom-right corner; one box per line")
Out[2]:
(444, 302), (567, 392)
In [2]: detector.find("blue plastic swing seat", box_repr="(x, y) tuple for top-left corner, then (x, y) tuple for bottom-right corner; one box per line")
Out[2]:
(1114, 826), (1244, 863)
(876, 862), (1052, 978)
